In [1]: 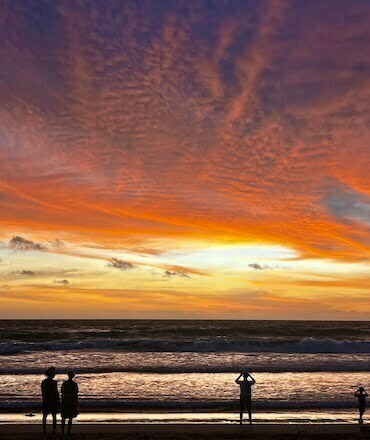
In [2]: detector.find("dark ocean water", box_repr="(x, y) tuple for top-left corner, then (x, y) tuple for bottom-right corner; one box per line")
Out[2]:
(0, 320), (369, 412)
(1, 320), (369, 355)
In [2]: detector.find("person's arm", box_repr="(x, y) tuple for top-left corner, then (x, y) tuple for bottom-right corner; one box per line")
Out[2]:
(41, 381), (46, 399)
(235, 373), (243, 384)
(248, 373), (256, 384)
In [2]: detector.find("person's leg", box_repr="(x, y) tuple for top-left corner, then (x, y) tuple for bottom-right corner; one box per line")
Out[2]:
(52, 413), (57, 434)
(247, 399), (252, 424)
(239, 397), (244, 424)
(68, 418), (72, 434)
(62, 417), (66, 434)
(42, 414), (47, 434)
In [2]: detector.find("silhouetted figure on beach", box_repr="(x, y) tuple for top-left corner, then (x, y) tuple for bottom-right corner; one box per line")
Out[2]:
(61, 371), (79, 435)
(41, 367), (60, 434)
(355, 387), (367, 423)
(236, 372), (256, 425)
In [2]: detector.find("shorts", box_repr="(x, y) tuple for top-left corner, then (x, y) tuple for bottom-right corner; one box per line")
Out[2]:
(240, 396), (252, 410)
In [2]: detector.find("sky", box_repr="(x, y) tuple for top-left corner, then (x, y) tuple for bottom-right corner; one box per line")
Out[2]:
(0, 0), (369, 319)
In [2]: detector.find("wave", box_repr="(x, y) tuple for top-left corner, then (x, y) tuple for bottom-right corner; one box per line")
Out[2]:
(0, 398), (359, 411)
(1, 337), (369, 355)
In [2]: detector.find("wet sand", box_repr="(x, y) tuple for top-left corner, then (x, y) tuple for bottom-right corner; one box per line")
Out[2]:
(0, 424), (369, 439)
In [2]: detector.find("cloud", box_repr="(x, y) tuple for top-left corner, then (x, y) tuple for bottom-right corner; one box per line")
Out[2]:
(9, 236), (46, 252)
(0, 0), (369, 271)
(323, 186), (370, 226)
(48, 238), (65, 248)
(12, 270), (36, 276)
(107, 258), (135, 271)
(248, 263), (290, 271)
(0, 0), (369, 321)
(53, 279), (70, 285)
(164, 270), (190, 278)
(248, 263), (272, 270)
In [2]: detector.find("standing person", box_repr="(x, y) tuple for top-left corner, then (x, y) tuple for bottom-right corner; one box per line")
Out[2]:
(236, 372), (256, 425)
(354, 387), (367, 423)
(41, 367), (60, 435)
(61, 371), (79, 435)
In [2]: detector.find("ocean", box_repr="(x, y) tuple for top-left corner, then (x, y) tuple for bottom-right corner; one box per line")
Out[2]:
(0, 320), (369, 424)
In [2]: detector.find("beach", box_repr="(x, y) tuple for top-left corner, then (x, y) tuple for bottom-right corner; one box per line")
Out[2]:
(1, 320), (368, 438)
(0, 423), (369, 440)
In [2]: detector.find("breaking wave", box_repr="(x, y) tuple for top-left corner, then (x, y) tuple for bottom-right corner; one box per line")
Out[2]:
(1, 337), (369, 355)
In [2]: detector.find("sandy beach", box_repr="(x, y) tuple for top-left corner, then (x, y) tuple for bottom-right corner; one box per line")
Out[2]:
(0, 424), (369, 440)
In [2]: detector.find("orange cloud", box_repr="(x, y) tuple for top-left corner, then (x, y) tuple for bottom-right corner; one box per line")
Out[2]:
(0, 1), (369, 317)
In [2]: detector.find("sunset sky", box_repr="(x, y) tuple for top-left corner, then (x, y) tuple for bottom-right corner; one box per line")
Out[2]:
(0, 0), (369, 319)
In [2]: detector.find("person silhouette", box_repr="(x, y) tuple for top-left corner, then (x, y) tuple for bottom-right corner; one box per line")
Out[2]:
(61, 371), (79, 435)
(41, 367), (60, 434)
(235, 372), (256, 425)
(354, 387), (367, 423)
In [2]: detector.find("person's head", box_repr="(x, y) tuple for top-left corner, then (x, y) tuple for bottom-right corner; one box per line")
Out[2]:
(242, 372), (249, 378)
(45, 367), (56, 378)
(68, 371), (75, 380)
(359, 387), (364, 393)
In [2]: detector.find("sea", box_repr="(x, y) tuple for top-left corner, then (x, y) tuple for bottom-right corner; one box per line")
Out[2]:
(0, 320), (369, 424)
